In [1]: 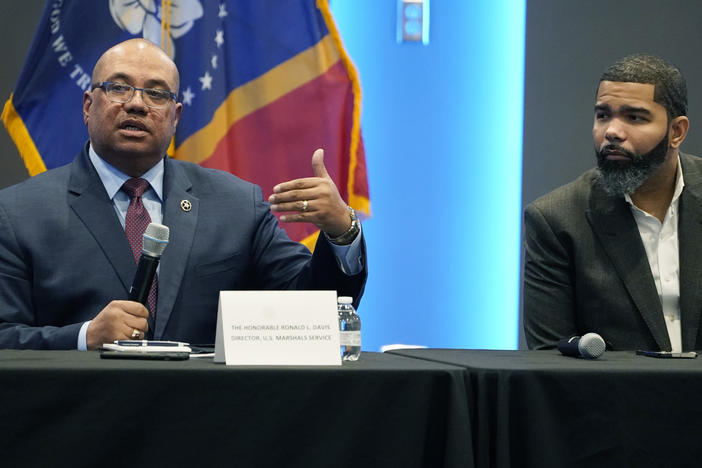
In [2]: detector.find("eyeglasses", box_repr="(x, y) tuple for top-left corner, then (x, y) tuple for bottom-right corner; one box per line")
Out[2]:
(91, 81), (177, 108)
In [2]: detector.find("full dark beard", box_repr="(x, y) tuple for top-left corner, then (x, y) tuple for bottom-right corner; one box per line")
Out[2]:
(595, 132), (669, 196)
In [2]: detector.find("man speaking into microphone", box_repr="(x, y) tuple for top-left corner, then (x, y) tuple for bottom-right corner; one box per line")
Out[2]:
(0, 39), (366, 350)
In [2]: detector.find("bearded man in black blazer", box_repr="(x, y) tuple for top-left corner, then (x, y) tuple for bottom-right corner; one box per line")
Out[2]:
(523, 54), (702, 352)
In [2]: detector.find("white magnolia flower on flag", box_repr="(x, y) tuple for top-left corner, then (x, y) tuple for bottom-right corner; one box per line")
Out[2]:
(109, 0), (204, 59)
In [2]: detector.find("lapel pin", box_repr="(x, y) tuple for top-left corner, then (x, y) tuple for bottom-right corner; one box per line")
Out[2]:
(180, 199), (192, 212)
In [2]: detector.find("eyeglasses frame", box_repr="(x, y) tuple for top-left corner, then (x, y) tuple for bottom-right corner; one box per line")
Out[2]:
(90, 81), (178, 108)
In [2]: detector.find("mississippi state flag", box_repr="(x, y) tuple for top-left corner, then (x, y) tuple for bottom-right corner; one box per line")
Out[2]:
(2, 0), (370, 249)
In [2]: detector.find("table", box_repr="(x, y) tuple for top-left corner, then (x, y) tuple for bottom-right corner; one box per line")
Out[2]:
(389, 349), (702, 468)
(0, 351), (472, 468)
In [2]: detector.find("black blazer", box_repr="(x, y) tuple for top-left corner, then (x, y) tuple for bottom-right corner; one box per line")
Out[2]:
(523, 152), (702, 351)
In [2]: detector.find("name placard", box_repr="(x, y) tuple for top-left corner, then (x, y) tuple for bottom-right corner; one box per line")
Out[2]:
(214, 291), (341, 366)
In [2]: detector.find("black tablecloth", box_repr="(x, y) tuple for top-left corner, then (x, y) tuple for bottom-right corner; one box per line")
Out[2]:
(0, 351), (472, 468)
(389, 348), (702, 468)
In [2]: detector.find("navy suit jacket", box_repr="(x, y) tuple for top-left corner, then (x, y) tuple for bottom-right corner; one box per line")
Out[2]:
(0, 144), (367, 349)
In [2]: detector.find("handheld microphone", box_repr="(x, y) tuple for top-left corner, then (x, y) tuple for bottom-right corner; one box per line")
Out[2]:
(557, 332), (606, 359)
(128, 223), (169, 307)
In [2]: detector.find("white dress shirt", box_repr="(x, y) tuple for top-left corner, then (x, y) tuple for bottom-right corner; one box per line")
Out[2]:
(625, 156), (684, 352)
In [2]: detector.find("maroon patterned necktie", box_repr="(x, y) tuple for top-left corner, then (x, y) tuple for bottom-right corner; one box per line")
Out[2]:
(121, 178), (157, 318)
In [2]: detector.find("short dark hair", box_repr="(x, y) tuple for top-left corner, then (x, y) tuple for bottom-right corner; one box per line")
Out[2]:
(599, 54), (687, 119)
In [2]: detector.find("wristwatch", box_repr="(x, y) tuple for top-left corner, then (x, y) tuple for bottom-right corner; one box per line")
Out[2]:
(326, 206), (360, 245)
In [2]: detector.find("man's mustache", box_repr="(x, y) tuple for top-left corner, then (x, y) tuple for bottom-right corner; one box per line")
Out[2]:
(599, 144), (635, 159)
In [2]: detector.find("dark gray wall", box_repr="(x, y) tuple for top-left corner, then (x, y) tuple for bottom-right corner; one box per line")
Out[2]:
(0, 1), (45, 188)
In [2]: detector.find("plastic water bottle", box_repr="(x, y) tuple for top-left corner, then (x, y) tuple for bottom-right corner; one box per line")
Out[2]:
(338, 296), (361, 361)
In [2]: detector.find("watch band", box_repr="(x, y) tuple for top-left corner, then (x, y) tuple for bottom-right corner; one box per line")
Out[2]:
(326, 206), (360, 245)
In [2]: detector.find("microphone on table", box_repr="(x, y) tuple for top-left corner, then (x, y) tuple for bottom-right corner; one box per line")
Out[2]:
(557, 332), (606, 359)
(128, 223), (169, 332)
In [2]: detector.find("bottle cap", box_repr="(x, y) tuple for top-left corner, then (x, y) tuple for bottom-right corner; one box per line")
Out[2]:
(337, 296), (353, 304)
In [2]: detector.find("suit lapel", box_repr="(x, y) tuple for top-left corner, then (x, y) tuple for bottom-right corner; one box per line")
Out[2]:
(586, 183), (671, 350)
(678, 154), (702, 350)
(154, 158), (199, 338)
(68, 146), (135, 293)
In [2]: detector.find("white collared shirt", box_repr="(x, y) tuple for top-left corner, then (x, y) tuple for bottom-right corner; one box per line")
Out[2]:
(624, 156), (684, 352)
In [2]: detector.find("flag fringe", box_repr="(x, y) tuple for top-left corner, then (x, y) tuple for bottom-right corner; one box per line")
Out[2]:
(161, 0), (172, 56)
(1, 95), (47, 177)
(316, 0), (371, 217)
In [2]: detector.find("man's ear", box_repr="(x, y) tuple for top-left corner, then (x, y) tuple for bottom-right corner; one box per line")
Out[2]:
(83, 91), (93, 125)
(669, 115), (690, 149)
(172, 101), (183, 131)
